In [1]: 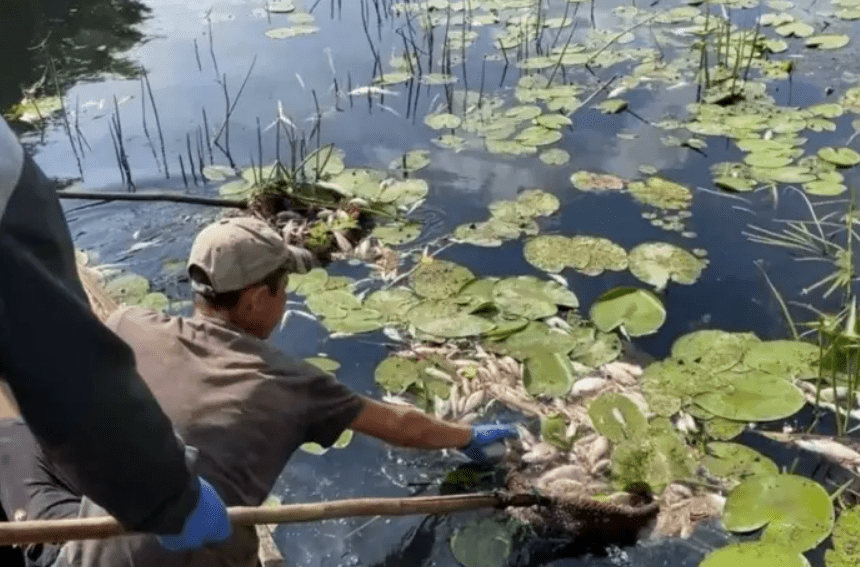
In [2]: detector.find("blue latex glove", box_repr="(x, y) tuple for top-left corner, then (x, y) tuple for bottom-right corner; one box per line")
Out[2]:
(460, 423), (519, 464)
(157, 476), (233, 552)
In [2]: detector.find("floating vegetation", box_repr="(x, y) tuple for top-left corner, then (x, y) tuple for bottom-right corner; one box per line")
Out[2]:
(570, 171), (626, 192)
(453, 189), (558, 247)
(628, 177), (692, 210)
(524, 235), (628, 275)
(589, 287), (667, 338)
(5, 95), (63, 127)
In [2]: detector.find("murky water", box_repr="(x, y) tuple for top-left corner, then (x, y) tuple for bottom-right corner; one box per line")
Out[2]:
(6, 0), (860, 565)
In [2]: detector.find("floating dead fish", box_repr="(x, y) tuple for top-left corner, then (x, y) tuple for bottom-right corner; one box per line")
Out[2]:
(522, 441), (559, 464)
(571, 377), (610, 397)
(347, 86), (400, 97)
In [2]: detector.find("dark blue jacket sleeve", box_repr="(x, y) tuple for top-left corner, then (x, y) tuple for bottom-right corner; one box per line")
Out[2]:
(0, 117), (198, 533)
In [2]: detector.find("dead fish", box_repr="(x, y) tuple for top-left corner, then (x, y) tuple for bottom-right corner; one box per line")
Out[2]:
(462, 390), (485, 415)
(571, 377), (609, 397)
(536, 464), (587, 486)
(585, 436), (610, 467)
(522, 442), (558, 464)
(590, 458), (612, 476)
(348, 86), (400, 97)
(460, 412), (480, 424)
(382, 394), (412, 406)
(602, 362), (637, 385)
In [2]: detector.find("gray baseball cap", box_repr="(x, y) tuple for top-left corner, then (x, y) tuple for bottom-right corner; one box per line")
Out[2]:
(187, 216), (291, 295)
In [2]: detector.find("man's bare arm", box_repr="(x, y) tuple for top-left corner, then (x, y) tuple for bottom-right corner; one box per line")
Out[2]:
(348, 396), (472, 449)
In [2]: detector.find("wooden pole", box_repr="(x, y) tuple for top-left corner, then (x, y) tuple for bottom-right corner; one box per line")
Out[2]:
(0, 492), (541, 546)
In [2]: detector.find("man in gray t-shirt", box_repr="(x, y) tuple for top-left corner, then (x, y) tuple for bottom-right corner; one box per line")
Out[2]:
(12, 216), (518, 567)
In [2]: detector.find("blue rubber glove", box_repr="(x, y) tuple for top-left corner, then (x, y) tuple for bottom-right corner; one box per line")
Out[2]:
(157, 476), (233, 552)
(460, 423), (519, 464)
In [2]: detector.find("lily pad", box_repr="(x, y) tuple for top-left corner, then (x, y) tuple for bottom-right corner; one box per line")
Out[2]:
(699, 541), (811, 567)
(715, 176), (756, 192)
(611, 431), (695, 493)
(523, 235), (576, 273)
(378, 179), (429, 207)
(305, 289), (362, 319)
(202, 165), (235, 181)
(512, 189), (560, 218)
(265, 25), (319, 38)
(453, 219), (522, 247)
(818, 147), (860, 167)
(363, 288), (419, 321)
(628, 242), (706, 290)
(411, 259), (475, 299)
(804, 179), (847, 196)
(523, 350), (576, 397)
(589, 287), (666, 337)
(138, 292), (170, 312)
(496, 321), (578, 359)
(535, 114), (572, 129)
(332, 429), (353, 449)
(390, 150), (431, 172)
(304, 356), (341, 373)
(741, 340), (819, 379)
(266, 1), (295, 12)
(693, 370), (806, 421)
(671, 330), (761, 372)
(515, 126), (563, 146)
(566, 236), (629, 276)
(450, 518), (513, 567)
(374, 356), (420, 393)
(104, 273), (150, 304)
(825, 505), (860, 567)
(597, 98), (628, 114)
(628, 177), (692, 210)
(570, 171), (625, 192)
(588, 392), (648, 444)
(539, 148), (570, 165)
(806, 34), (850, 50)
(322, 309), (385, 334)
(702, 442), (779, 484)
(424, 113), (462, 129)
(541, 413), (573, 450)
(288, 267), (329, 296)
(371, 221), (422, 245)
(775, 21), (815, 38)
(405, 300), (495, 338)
(722, 474), (835, 552)
(492, 276), (578, 320)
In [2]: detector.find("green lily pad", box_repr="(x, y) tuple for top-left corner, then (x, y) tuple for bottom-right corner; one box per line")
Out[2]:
(570, 171), (625, 192)
(405, 300), (495, 338)
(825, 505), (860, 567)
(374, 356), (420, 393)
(411, 259), (475, 299)
(513, 189), (560, 218)
(541, 413), (573, 450)
(363, 288), (419, 321)
(322, 309), (385, 334)
(723, 474), (834, 552)
(104, 273), (150, 304)
(390, 150), (431, 172)
(304, 356), (341, 373)
(715, 176), (756, 192)
(693, 370), (806, 421)
(378, 179), (429, 207)
(6, 95), (63, 125)
(741, 340), (819, 380)
(492, 276), (578, 320)
(806, 34), (850, 50)
(704, 417), (748, 441)
(598, 98), (628, 114)
(589, 287), (666, 337)
(699, 541), (811, 567)
(305, 289), (361, 319)
(539, 148), (570, 165)
(371, 221), (422, 245)
(299, 441), (328, 455)
(265, 25), (319, 38)
(424, 113), (462, 129)
(453, 219), (521, 247)
(805, 178), (848, 196)
(505, 105), (543, 120)
(588, 392), (648, 444)
(702, 442), (779, 483)
(332, 429), (353, 449)
(775, 21), (815, 38)
(495, 321), (578, 359)
(523, 350), (576, 398)
(218, 179), (254, 197)
(523, 235), (576, 273)
(138, 292), (170, 311)
(515, 126), (563, 146)
(432, 134), (465, 150)
(535, 114), (572, 129)
(672, 330), (761, 372)
(611, 431), (695, 493)
(818, 147), (860, 167)
(628, 177), (692, 210)
(375, 71), (413, 86)
(288, 267), (329, 296)
(628, 242), (706, 290)
(450, 518), (513, 567)
(329, 168), (385, 200)
(302, 146), (345, 179)
(744, 153), (794, 169)
(266, 1), (295, 12)
(566, 236), (629, 276)
(202, 165), (235, 181)
(569, 326), (623, 367)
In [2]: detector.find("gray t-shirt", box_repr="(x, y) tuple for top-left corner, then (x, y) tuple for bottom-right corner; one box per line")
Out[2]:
(55, 306), (365, 567)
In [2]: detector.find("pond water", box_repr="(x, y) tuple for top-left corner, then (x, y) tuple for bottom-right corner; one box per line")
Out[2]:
(6, 0), (860, 565)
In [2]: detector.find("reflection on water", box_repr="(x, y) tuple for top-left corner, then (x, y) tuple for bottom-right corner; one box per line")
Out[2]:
(5, 0), (860, 565)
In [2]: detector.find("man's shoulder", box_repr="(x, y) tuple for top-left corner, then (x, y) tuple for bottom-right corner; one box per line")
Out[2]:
(105, 305), (170, 330)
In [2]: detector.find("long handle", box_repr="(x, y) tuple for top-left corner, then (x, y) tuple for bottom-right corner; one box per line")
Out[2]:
(0, 492), (542, 546)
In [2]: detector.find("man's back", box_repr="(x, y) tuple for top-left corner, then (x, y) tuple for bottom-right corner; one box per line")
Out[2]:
(56, 306), (363, 567)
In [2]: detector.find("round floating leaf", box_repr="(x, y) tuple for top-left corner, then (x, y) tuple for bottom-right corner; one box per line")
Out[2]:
(411, 259), (475, 299)
(597, 98), (628, 114)
(570, 327), (622, 368)
(723, 474), (834, 552)
(432, 134), (465, 150)
(304, 356), (341, 373)
(628, 242), (706, 290)
(453, 219), (521, 247)
(450, 518), (513, 567)
(505, 105), (543, 120)
(266, 1), (295, 12)
(424, 113), (462, 129)
(775, 21), (814, 38)
(202, 165), (235, 181)
(371, 221), (422, 245)
(539, 148), (570, 165)
(535, 114), (572, 129)
(523, 350), (576, 397)
(806, 34), (850, 50)
(671, 330), (761, 372)
(390, 149), (431, 172)
(323, 309), (385, 334)
(492, 276), (579, 320)
(138, 292), (170, 311)
(104, 273), (150, 304)
(804, 179), (847, 196)
(375, 71), (412, 86)
(374, 356), (420, 393)
(699, 541), (811, 567)
(363, 288), (419, 321)
(330, 168), (385, 200)
(288, 267), (329, 296)
(589, 287), (666, 338)
(405, 300), (495, 338)
(715, 176), (756, 192)
(515, 126), (563, 146)
(570, 171), (626, 192)
(611, 431), (695, 493)
(378, 179), (429, 207)
(512, 189), (560, 218)
(420, 73), (457, 85)
(219, 179), (253, 197)
(566, 236), (629, 276)
(299, 442), (328, 455)
(744, 153), (794, 169)
(305, 289), (361, 319)
(741, 340), (819, 379)
(818, 147), (860, 167)
(704, 417), (748, 441)
(628, 177), (692, 210)
(702, 442), (779, 483)
(497, 321), (578, 359)
(265, 25), (319, 38)
(826, 505), (860, 567)
(693, 370), (805, 421)
(541, 413), (573, 450)
(588, 392), (648, 444)
(523, 235), (576, 273)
